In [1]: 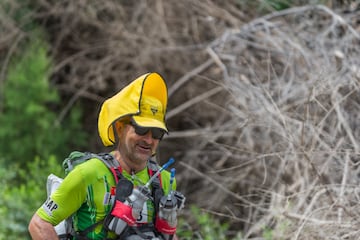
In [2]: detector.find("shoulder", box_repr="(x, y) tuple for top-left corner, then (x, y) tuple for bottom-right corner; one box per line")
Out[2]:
(69, 158), (111, 182)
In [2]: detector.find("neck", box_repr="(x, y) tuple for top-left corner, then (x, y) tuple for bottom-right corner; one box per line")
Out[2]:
(113, 150), (146, 174)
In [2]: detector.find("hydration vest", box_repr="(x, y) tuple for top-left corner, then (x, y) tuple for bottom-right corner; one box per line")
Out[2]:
(50, 151), (165, 240)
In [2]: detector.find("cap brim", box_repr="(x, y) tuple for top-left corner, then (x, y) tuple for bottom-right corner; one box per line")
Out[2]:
(132, 116), (168, 132)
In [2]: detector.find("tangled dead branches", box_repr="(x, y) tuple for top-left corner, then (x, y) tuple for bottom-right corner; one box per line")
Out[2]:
(175, 4), (360, 239)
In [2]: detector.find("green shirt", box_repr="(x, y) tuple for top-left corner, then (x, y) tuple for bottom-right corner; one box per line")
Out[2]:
(37, 157), (175, 239)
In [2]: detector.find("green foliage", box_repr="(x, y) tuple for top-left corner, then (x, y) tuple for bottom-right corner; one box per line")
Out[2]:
(0, 32), (87, 167)
(242, 0), (293, 15)
(263, 0), (292, 10)
(262, 218), (290, 240)
(0, 156), (63, 240)
(0, 29), (86, 239)
(263, 226), (273, 240)
(177, 205), (243, 240)
(257, 0), (332, 12)
(0, 0), (38, 32)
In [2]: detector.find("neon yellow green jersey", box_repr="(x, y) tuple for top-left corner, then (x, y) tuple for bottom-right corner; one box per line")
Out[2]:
(36, 158), (175, 240)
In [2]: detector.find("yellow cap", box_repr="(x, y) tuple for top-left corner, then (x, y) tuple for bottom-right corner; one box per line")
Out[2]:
(98, 72), (168, 146)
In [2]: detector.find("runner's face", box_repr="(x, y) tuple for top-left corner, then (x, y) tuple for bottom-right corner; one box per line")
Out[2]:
(118, 123), (160, 166)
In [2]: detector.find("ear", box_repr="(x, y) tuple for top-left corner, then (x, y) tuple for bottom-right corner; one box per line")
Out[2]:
(115, 121), (123, 134)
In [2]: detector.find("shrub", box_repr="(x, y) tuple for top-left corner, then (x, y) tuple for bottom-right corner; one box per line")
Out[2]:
(0, 31), (86, 167)
(177, 205), (243, 240)
(0, 156), (63, 240)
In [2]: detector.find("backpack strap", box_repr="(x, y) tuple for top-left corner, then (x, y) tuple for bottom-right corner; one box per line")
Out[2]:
(63, 151), (94, 175)
(147, 159), (164, 215)
(71, 219), (105, 240)
(95, 152), (123, 183)
(63, 151), (122, 182)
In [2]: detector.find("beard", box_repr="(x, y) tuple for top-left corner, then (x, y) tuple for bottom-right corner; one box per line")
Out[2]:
(118, 139), (152, 167)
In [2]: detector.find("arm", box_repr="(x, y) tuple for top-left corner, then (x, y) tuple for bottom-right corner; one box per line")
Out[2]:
(28, 213), (59, 240)
(29, 168), (87, 240)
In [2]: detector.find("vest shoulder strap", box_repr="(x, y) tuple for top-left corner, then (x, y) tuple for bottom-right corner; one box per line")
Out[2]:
(62, 151), (123, 183)
(147, 159), (164, 214)
(94, 152), (123, 183)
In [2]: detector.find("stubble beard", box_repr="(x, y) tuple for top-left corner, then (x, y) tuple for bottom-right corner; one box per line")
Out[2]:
(119, 140), (150, 169)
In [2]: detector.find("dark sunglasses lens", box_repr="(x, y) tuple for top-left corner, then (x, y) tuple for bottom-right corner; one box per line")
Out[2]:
(130, 120), (165, 139)
(151, 128), (165, 140)
(134, 125), (149, 136)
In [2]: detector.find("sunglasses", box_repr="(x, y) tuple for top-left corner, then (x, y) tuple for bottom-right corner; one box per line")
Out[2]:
(129, 120), (166, 140)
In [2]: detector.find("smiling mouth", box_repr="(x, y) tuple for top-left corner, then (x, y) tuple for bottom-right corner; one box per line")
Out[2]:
(136, 144), (152, 154)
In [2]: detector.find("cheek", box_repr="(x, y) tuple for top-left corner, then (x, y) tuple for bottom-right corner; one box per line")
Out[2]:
(118, 127), (131, 146)
(123, 129), (141, 147)
(152, 139), (160, 148)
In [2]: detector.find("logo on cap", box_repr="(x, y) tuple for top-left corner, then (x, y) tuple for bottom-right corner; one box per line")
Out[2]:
(150, 106), (158, 115)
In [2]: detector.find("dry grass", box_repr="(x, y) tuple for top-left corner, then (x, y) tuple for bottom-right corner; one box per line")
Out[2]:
(1, 1), (360, 239)
(172, 4), (360, 239)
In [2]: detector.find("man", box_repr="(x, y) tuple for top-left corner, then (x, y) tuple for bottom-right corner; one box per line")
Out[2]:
(29, 72), (182, 240)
